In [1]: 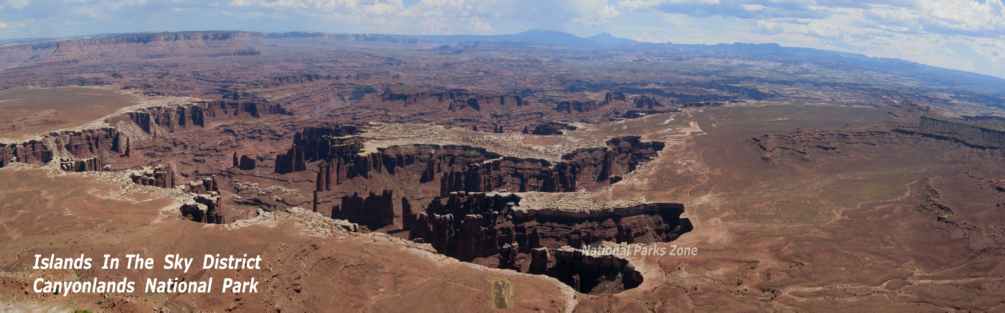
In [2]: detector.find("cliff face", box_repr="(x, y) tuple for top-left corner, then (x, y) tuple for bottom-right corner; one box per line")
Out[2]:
(528, 248), (643, 294)
(380, 88), (526, 111)
(331, 190), (396, 230)
(179, 176), (224, 224)
(0, 127), (128, 169)
(123, 92), (289, 137)
(129, 165), (176, 188)
(274, 126), (361, 174)
(439, 136), (664, 193)
(180, 194), (225, 224)
(0, 140), (52, 168)
(275, 126), (663, 195)
(916, 116), (1005, 149)
(409, 192), (692, 261)
(59, 157), (103, 172)
(12, 31), (263, 64)
(275, 126), (501, 180)
(2, 90), (285, 172)
(408, 192), (688, 294)
(752, 129), (894, 162)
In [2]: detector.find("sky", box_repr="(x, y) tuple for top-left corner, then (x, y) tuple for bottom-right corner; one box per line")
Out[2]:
(1, 0), (1004, 79)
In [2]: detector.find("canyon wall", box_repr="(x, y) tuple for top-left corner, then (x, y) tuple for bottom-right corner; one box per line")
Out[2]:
(380, 88), (526, 111)
(439, 136), (663, 193)
(409, 192), (692, 262)
(528, 247), (644, 294)
(331, 190), (396, 230)
(407, 192), (688, 294)
(917, 116), (1005, 149)
(121, 91), (289, 137)
(276, 126), (663, 195)
(0, 127), (128, 169)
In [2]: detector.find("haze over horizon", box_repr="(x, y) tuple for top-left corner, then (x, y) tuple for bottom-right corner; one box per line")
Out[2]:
(1, 0), (1003, 79)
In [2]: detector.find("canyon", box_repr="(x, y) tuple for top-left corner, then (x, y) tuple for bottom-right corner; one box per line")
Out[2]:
(1, 30), (1004, 313)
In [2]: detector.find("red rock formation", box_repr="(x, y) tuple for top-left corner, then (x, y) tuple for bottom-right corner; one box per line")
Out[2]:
(185, 176), (218, 194)
(632, 95), (661, 109)
(409, 192), (692, 262)
(275, 126), (359, 174)
(401, 197), (415, 230)
(439, 136), (664, 194)
(180, 194), (224, 224)
(0, 140), (52, 168)
(555, 100), (606, 113)
(531, 248), (643, 294)
(1, 127), (127, 169)
(991, 179), (1005, 192)
(529, 122), (577, 135)
(130, 165), (176, 188)
(331, 190), (396, 230)
(409, 192), (667, 294)
(236, 155), (256, 170)
(121, 92), (289, 137)
(59, 157), (103, 172)
(275, 127), (499, 182)
(380, 88), (525, 109)
(916, 116), (1005, 149)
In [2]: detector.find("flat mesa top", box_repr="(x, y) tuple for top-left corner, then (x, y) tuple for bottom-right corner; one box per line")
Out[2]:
(0, 87), (138, 141)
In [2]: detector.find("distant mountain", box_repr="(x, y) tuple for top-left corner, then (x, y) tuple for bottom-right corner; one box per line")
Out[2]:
(659, 42), (1005, 95)
(3, 29), (1002, 96)
(360, 29), (639, 49)
(319, 30), (1004, 94)
(588, 32), (638, 47)
(501, 29), (597, 47)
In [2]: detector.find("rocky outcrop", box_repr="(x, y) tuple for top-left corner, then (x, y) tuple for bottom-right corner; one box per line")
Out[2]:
(179, 176), (224, 224)
(915, 116), (1005, 149)
(275, 126), (662, 196)
(527, 122), (577, 135)
(331, 190), (396, 230)
(184, 176), (219, 194)
(409, 192), (685, 294)
(180, 194), (224, 224)
(439, 136), (663, 194)
(122, 92), (289, 137)
(409, 192), (692, 262)
(59, 157), (103, 172)
(753, 129), (893, 162)
(555, 100), (605, 113)
(0, 140), (52, 168)
(380, 88), (525, 110)
(129, 165), (176, 188)
(232, 153), (257, 170)
(633, 95), (661, 109)
(275, 126), (360, 174)
(277, 130), (500, 183)
(991, 179), (1005, 193)
(1, 128), (128, 169)
(528, 248), (643, 294)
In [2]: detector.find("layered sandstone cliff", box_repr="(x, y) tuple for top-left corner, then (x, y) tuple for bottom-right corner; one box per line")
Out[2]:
(914, 116), (1005, 149)
(276, 126), (663, 194)
(0, 127), (128, 169)
(409, 192), (692, 262)
(408, 192), (688, 294)
(120, 91), (289, 137)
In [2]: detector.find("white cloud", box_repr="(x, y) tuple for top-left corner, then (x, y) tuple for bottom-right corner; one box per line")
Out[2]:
(916, 0), (1005, 34)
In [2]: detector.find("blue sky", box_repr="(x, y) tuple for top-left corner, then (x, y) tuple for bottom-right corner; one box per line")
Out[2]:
(1, 0), (1004, 79)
